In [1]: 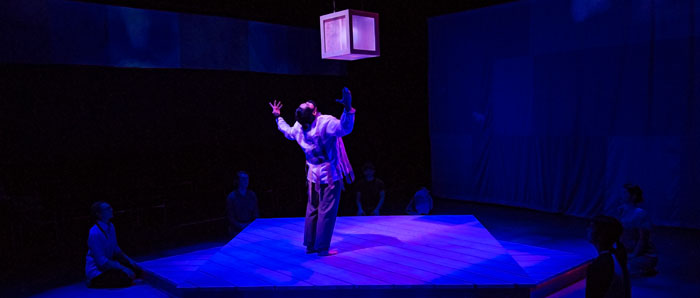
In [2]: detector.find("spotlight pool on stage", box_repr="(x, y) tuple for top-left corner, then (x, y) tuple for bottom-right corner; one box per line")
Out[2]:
(140, 215), (591, 298)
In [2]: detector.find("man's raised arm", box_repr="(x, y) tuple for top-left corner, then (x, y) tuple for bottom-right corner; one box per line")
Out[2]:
(269, 100), (297, 140)
(327, 87), (356, 137)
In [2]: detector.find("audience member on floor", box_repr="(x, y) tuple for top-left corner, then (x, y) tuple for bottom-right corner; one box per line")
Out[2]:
(226, 171), (260, 237)
(617, 184), (658, 277)
(586, 215), (631, 298)
(406, 187), (433, 215)
(86, 201), (143, 288)
(355, 162), (385, 216)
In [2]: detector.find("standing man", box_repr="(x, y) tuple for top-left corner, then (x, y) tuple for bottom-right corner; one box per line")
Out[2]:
(269, 87), (355, 256)
(226, 171), (259, 237)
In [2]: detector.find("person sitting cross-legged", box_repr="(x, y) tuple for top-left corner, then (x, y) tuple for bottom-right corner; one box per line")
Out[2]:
(226, 171), (260, 237)
(85, 201), (143, 288)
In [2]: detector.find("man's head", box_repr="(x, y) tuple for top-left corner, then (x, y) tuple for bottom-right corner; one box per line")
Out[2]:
(623, 183), (643, 205)
(235, 171), (249, 190)
(295, 100), (318, 129)
(587, 215), (623, 250)
(362, 162), (375, 179)
(91, 201), (113, 222)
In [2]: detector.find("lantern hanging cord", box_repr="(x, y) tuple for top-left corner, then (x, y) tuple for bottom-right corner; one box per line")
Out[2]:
(333, 0), (336, 12)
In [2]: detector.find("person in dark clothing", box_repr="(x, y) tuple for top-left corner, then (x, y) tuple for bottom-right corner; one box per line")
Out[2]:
(617, 184), (658, 277)
(405, 187), (433, 215)
(586, 215), (631, 298)
(355, 162), (385, 216)
(226, 171), (259, 237)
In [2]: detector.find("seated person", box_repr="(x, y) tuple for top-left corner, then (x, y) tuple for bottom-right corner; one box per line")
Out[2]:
(617, 184), (658, 277)
(406, 187), (433, 215)
(586, 215), (630, 298)
(355, 163), (385, 216)
(226, 171), (259, 236)
(86, 201), (143, 288)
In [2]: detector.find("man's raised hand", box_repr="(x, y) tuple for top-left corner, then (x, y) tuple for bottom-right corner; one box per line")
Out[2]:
(335, 87), (352, 111)
(269, 100), (283, 117)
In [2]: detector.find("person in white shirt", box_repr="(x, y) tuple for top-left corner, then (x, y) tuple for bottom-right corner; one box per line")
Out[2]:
(85, 201), (142, 288)
(269, 87), (355, 256)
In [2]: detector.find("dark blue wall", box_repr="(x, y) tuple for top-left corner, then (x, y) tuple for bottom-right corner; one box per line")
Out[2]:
(428, 0), (700, 228)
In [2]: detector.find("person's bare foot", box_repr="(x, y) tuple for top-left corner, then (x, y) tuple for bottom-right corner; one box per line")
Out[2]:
(317, 249), (338, 256)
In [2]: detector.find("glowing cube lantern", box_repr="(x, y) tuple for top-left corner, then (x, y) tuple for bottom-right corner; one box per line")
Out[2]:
(320, 9), (379, 60)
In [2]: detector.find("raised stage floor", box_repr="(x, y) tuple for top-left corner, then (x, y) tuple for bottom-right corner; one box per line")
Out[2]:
(140, 215), (592, 298)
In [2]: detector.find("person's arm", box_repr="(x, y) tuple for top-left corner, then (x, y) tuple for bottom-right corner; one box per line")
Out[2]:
(372, 180), (386, 215)
(326, 108), (356, 137)
(111, 225), (140, 272)
(326, 87), (355, 137)
(405, 198), (416, 215)
(252, 191), (260, 219)
(276, 117), (300, 140)
(226, 196), (243, 230)
(372, 191), (385, 215)
(356, 192), (365, 216)
(631, 210), (652, 257)
(114, 247), (138, 270)
(88, 230), (131, 274)
(115, 251), (140, 272)
(631, 229), (650, 257)
(269, 100), (298, 140)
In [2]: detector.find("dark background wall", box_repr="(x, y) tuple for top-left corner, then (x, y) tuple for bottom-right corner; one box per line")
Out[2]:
(0, 51), (431, 297)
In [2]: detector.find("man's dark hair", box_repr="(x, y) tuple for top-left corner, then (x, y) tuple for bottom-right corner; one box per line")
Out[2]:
(590, 215), (623, 249)
(91, 201), (107, 221)
(233, 170), (248, 188)
(295, 103), (316, 128)
(590, 215), (628, 269)
(623, 184), (644, 204)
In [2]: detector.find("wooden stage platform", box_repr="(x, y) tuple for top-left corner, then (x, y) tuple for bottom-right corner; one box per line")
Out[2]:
(140, 215), (591, 298)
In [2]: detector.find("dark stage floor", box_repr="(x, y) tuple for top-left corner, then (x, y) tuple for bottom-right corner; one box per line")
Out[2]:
(29, 199), (700, 298)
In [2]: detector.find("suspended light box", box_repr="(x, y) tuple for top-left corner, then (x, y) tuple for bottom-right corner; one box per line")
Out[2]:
(320, 9), (379, 60)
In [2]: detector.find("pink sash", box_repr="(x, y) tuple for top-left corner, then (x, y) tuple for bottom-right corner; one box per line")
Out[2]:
(336, 137), (355, 184)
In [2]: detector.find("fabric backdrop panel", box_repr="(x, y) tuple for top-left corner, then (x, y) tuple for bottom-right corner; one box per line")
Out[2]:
(429, 0), (700, 228)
